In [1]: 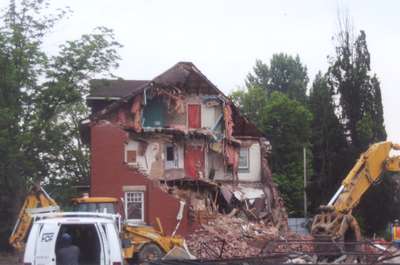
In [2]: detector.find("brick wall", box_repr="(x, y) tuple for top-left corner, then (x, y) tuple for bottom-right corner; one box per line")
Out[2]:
(90, 122), (193, 236)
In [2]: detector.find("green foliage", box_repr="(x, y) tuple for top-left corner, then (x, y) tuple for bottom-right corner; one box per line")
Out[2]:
(261, 92), (312, 216)
(235, 54), (312, 216)
(308, 72), (349, 212)
(326, 27), (388, 234)
(327, 30), (386, 153)
(230, 85), (267, 128)
(231, 78), (313, 216)
(0, 0), (121, 249)
(246, 53), (309, 103)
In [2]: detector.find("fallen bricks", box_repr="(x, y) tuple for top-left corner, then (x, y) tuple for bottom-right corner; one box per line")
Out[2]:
(186, 213), (310, 259)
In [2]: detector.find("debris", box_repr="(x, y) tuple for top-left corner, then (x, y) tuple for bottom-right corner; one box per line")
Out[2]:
(186, 213), (280, 259)
(130, 95), (142, 132)
(223, 104), (234, 140)
(162, 246), (195, 260)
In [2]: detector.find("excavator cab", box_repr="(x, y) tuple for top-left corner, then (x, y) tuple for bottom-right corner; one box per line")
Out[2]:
(71, 194), (118, 214)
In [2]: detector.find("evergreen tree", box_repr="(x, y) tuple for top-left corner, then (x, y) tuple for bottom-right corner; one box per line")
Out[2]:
(308, 72), (349, 211)
(328, 24), (388, 234)
(328, 30), (386, 154)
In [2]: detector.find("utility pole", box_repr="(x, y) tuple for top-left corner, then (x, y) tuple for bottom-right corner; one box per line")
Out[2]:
(303, 147), (307, 219)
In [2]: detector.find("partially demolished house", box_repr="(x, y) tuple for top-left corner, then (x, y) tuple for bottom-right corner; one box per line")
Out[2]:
(81, 62), (287, 237)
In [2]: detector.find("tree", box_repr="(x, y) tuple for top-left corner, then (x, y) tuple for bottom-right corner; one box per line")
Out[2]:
(328, 29), (386, 154)
(230, 88), (312, 216)
(0, 0), (121, 249)
(327, 18), (388, 234)
(230, 85), (267, 128)
(308, 72), (349, 211)
(235, 53), (311, 216)
(246, 53), (309, 103)
(261, 92), (312, 216)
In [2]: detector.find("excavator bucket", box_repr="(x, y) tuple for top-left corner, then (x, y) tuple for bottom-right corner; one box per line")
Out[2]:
(311, 206), (361, 241)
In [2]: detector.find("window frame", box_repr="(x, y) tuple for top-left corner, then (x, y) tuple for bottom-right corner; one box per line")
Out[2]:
(125, 150), (137, 165)
(124, 143), (138, 166)
(165, 144), (178, 169)
(238, 147), (250, 170)
(124, 191), (145, 223)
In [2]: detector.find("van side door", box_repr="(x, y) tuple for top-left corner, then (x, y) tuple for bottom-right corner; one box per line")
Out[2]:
(35, 223), (60, 265)
(96, 223), (110, 265)
(104, 223), (124, 264)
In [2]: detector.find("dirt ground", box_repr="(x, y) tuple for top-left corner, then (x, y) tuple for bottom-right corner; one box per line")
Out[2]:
(0, 252), (20, 265)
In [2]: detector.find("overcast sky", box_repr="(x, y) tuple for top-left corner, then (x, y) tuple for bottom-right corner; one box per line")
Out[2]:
(4, 0), (400, 142)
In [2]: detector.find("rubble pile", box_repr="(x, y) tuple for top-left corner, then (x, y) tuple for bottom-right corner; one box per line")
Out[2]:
(186, 213), (280, 258)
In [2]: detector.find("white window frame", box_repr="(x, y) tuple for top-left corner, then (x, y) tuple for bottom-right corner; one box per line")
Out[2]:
(165, 144), (178, 169)
(238, 147), (250, 170)
(124, 191), (144, 223)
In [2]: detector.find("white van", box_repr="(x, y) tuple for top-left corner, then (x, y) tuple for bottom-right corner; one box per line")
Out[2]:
(23, 212), (124, 265)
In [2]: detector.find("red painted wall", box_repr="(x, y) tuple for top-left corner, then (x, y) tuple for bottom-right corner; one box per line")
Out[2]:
(90, 121), (193, 236)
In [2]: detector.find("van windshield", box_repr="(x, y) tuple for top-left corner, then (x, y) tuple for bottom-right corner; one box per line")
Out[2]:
(73, 203), (115, 214)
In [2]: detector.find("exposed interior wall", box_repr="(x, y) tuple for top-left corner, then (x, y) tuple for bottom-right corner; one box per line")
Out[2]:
(238, 141), (261, 182)
(207, 151), (231, 181)
(124, 138), (185, 180)
(143, 94), (223, 132)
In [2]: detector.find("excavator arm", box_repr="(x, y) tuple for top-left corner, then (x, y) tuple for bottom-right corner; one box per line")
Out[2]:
(9, 183), (59, 251)
(311, 141), (400, 241)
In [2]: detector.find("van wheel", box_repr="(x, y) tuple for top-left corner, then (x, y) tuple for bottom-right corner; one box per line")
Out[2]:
(137, 243), (164, 264)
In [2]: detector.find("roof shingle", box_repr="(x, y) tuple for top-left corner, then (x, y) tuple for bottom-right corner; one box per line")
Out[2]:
(88, 79), (149, 99)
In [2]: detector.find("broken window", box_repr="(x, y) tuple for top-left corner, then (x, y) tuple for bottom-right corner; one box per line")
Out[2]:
(239, 148), (249, 170)
(165, 144), (178, 169)
(125, 191), (144, 222)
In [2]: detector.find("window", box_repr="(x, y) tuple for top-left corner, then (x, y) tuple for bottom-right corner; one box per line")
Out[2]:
(165, 144), (178, 169)
(124, 191), (144, 222)
(166, 146), (174, 161)
(126, 150), (137, 164)
(239, 148), (249, 170)
(125, 142), (138, 165)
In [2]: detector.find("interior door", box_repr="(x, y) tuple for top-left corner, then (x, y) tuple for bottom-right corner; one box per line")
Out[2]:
(35, 223), (60, 265)
(184, 144), (204, 179)
(188, 104), (201, 129)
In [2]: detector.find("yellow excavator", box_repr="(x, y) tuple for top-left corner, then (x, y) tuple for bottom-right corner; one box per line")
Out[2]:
(311, 141), (400, 242)
(10, 186), (186, 263)
(9, 183), (59, 251)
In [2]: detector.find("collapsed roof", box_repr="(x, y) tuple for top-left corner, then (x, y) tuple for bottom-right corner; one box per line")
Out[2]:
(86, 62), (264, 138)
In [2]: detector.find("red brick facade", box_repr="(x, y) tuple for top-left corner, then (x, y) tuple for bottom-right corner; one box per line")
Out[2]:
(90, 122), (192, 236)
